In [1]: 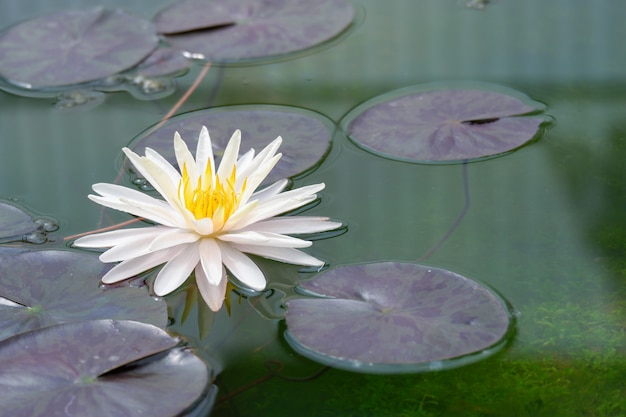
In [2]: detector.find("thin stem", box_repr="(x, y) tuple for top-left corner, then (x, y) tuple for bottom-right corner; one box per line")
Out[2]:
(143, 61), (213, 137)
(216, 359), (330, 405)
(64, 217), (145, 241)
(108, 61), (213, 193)
(418, 161), (470, 261)
(75, 62), (214, 239)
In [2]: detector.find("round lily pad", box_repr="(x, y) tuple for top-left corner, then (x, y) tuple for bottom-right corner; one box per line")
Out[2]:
(0, 7), (158, 89)
(154, 0), (355, 63)
(285, 262), (514, 373)
(341, 83), (549, 163)
(127, 105), (334, 186)
(0, 250), (168, 341)
(0, 319), (212, 417)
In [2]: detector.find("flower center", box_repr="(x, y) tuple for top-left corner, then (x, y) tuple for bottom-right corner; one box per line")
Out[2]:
(179, 162), (244, 223)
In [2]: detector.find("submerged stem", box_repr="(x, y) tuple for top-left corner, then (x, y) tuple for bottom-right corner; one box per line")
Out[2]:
(418, 161), (470, 261)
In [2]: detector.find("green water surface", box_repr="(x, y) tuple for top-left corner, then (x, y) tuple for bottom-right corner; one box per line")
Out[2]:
(1, 1), (625, 416)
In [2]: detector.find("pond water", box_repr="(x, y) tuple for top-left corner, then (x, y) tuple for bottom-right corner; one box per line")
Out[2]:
(1, 1), (625, 416)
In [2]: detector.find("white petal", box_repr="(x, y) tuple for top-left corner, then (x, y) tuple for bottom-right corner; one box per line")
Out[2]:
(230, 184), (324, 229)
(218, 231), (312, 248)
(216, 130), (241, 180)
(149, 228), (201, 251)
(153, 243), (200, 295)
(74, 226), (168, 248)
(122, 148), (181, 209)
(234, 244), (325, 267)
(188, 216), (214, 236)
(174, 131), (198, 182)
(238, 154), (282, 204)
(235, 137), (281, 190)
(238, 137), (282, 183)
(89, 183), (181, 224)
(249, 179), (289, 202)
(195, 263), (227, 312)
(218, 242), (266, 291)
(255, 182), (324, 210)
(217, 230), (269, 244)
(92, 183), (158, 203)
(89, 194), (180, 228)
(235, 148), (255, 179)
(175, 205), (209, 234)
(100, 244), (150, 263)
(99, 228), (173, 262)
(145, 147), (182, 185)
(195, 126), (216, 182)
(198, 238), (223, 285)
(221, 200), (259, 232)
(101, 248), (179, 284)
(242, 217), (342, 234)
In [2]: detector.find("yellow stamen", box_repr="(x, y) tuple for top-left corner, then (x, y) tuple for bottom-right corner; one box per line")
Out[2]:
(178, 162), (245, 225)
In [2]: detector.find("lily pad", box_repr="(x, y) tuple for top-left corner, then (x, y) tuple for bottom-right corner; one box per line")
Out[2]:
(0, 250), (167, 341)
(0, 319), (213, 417)
(0, 247), (28, 257)
(0, 201), (36, 241)
(154, 0), (355, 63)
(0, 201), (58, 244)
(342, 83), (549, 163)
(130, 46), (191, 78)
(0, 7), (158, 89)
(127, 105), (334, 186)
(285, 262), (513, 373)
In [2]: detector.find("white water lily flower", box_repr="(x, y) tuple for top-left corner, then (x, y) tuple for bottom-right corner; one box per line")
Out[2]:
(75, 126), (341, 311)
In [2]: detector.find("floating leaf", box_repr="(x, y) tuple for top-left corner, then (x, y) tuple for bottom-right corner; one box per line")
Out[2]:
(154, 0), (355, 63)
(342, 83), (549, 163)
(0, 319), (213, 417)
(130, 46), (191, 78)
(0, 7), (158, 89)
(0, 247), (28, 257)
(0, 201), (36, 241)
(285, 262), (513, 373)
(0, 250), (167, 341)
(127, 105), (334, 186)
(0, 201), (58, 244)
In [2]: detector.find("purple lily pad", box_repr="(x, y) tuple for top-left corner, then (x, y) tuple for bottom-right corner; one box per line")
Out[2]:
(0, 201), (58, 244)
(285, 262), (513, 373)
(0, 7), (158, 88)
(0, 247), (28, 257)
(154, 0), (355, 63)
(0, 201), (36, 240)
(130, 46), (192, 78)
(342, 84), (549, 163)
(127, 105), (334, 186)
(0, 250), (168, 341)
(0, 319), (212, 417)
